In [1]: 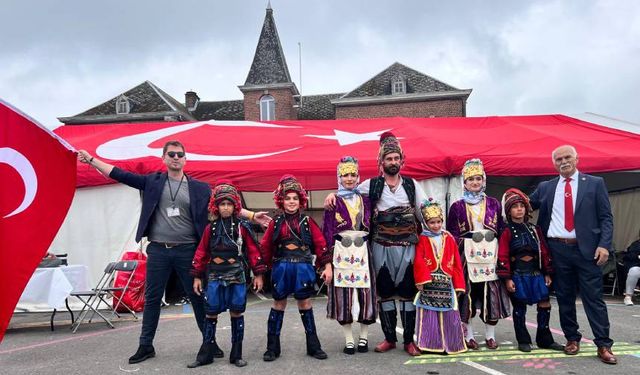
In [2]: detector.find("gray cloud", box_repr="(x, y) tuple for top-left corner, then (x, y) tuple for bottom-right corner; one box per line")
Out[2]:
(1, 0), (638, 128)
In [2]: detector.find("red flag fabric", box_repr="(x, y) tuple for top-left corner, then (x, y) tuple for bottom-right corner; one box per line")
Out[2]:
(53, 115), (640, 191)
(0, 100), (76, 342)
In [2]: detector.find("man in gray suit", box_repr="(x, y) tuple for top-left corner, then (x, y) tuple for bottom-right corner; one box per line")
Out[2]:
(530, 145), (616, 364)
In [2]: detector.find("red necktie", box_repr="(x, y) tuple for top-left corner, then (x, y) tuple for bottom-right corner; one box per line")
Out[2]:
(564, 178), (574, 231)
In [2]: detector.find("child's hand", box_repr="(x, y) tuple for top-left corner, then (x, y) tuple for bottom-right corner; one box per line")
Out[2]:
(505, 279), (516, 293)
(193, 278), (203, 296)
(544, 275), (552, 287)
(320, 263), (333, 285)
(416, 284), (424, 292)
(253, 274), (264, 292)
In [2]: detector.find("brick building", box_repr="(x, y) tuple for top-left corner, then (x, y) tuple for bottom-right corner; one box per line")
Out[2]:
(59, 5), (471, 125)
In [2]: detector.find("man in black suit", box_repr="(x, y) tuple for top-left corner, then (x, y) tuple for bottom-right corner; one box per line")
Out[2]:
(530, 145), (616, 364)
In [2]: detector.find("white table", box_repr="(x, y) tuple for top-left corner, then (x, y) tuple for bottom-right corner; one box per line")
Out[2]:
(16, 265), (90, 330)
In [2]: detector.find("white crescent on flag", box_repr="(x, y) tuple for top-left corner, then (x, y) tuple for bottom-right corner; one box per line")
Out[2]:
(96, 121), (303, 160)
(0, 147), (38, 218)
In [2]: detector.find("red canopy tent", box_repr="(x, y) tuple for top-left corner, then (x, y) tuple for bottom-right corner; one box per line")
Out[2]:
(54, 114), (640, 192)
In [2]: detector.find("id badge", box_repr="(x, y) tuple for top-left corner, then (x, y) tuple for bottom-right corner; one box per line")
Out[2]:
(167, 206), (180, 217)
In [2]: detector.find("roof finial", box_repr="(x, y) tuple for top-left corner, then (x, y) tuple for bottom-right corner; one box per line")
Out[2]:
(267, 0), (272, 10)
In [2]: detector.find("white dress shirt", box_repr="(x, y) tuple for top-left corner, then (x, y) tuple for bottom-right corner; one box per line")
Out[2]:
(547, 169), (579, 239)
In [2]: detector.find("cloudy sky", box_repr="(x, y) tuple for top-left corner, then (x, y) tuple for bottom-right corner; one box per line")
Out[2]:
(1, 0), (638, 129)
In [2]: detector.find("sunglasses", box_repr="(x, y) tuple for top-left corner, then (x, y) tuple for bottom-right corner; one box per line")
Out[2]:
(166, 151), (185, 158)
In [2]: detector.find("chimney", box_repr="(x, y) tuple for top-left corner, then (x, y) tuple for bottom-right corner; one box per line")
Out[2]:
(185, 91), (200, 111)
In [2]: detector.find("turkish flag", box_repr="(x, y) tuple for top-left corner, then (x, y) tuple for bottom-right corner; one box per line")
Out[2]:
(0, 100), (76, 342)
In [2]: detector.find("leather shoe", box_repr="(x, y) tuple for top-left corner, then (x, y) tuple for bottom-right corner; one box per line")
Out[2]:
(564, 340), (580, 355)
(213, 343), (224, 358)
(374, 339), (397, 353)
(597, 347), (617, 365)
(187, 359), (213, 368)
(357, 338), (369, 353)
(129, 345), (156, 364)
(543, 342), (565, 351)
(466, 339), (479, 350)
(343, 343), (355, 355)
(485, 338), (498, 350)
(518, 343), (532, 352)
(404, 342), (421, 356)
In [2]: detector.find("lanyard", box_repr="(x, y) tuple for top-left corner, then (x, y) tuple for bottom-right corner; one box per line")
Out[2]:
(167, 175), (185, 208)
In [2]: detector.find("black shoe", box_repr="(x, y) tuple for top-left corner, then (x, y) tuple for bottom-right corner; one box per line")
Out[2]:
(309, 348), (328, 360)
(343, 343), (355, 355)
(541, 342), (565, 351)
(187, 359), (213, 368)
(232, 359), (248, 367)
(213, 342), (224, 358)
(263, 350), (279, 362)
(357, 338), (369, 353)
(518, 343), (532, 352)
(129, 345), (156, 364)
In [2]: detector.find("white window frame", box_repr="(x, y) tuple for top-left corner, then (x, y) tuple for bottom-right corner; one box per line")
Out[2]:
(260, 95), (275, 121)
(116, 95), (130, 114)
(392, 80), (406, 95)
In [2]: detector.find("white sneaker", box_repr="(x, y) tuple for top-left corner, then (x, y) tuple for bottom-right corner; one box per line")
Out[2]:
(624, 296), (634, 306)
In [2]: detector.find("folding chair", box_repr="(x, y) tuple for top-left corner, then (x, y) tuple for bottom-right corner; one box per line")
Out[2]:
(70, 260), (138, 332)
(102, 260), (140, 319)
(70, 262), (118, 332)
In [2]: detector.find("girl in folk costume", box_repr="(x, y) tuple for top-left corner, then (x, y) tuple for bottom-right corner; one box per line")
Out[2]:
(323, 156), (377, 355)
(189, 181), (266, 368)
(446, 159), (510, 350)
(497, 188), (564, 353)
(261, 175), (333, 361)
(414, 199), (467, 354)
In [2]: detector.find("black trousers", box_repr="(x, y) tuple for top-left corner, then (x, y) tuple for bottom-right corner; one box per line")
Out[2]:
(549, 240), (613, 348)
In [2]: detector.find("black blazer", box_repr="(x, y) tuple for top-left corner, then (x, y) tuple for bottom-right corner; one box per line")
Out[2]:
(530, 172), (613, 260)
(110, 167), (211, 243)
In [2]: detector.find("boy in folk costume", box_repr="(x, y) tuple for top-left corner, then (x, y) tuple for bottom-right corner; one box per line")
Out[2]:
(323, 132), (426, 356)
(446, 159), (510, 350)
(189, 181), (266, 368)
(414, 199), (467, 354)
(261, 175), (333, 361)
(497, 188), (564, 353)
(323, 156), (377, 354)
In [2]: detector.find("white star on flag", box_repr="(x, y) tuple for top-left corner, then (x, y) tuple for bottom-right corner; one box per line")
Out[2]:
(303, 128), (392, 146)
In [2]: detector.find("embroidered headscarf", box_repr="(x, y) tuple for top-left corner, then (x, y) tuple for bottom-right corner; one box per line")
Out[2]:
(501, 188), (533, 222)
(273, 174), (308, 210)
(461, 158), (486, 205)
(377, 131), (404, 165)
(337, 156), (360, 199)
(420, 198), (444, 237)
(209, 180), (242, 216)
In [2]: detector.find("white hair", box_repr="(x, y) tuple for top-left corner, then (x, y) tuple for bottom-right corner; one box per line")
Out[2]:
(551, 145), (578, 162)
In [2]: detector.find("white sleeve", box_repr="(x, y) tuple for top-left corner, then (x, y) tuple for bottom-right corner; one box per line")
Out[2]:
(358, 178), (371, 195)
(413, 178), (427, 204)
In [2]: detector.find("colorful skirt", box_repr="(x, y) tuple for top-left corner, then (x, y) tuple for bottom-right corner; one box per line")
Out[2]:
(416, 308), (467, 353)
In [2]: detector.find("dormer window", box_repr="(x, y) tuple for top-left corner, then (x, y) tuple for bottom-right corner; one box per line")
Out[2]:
(116, 95), (130, 114)
(392, 79), (406, 95)
(260, 95), (275, 121)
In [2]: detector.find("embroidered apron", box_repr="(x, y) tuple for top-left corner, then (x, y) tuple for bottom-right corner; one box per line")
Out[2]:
(463, 229), (499, 282)
(333, 230), (371, 288)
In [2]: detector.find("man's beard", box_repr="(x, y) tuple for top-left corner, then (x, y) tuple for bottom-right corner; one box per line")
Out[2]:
(383, 164), (400, 176)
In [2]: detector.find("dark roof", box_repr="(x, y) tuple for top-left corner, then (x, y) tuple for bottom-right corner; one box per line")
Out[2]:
(192, 100), (244, 121)
(342, 62), (462, 98)
(60, 81), (194, 123)
(297, 93), (344, 120)
(244, 7), (293, 86)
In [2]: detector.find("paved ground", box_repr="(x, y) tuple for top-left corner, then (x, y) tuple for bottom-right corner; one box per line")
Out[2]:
(2, 293), (639, 375)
